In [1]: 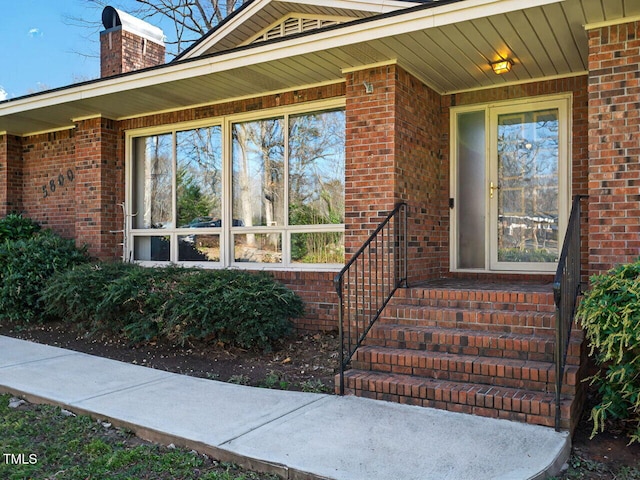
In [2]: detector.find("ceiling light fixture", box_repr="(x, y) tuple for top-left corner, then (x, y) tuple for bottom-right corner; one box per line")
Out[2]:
(491, 59), (513, 75)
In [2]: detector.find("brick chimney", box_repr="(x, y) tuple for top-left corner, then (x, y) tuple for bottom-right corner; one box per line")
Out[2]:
(100, 6), (165, 78)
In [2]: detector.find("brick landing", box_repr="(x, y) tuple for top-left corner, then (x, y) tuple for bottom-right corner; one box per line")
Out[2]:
(338, 279), (587, 432)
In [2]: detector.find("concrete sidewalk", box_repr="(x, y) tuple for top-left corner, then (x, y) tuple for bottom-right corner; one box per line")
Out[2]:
(0, 335), (570, 480)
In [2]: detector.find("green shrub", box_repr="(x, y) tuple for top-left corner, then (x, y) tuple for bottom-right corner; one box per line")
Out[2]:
(41, 262), (141, 331)
(576, 260), (640, 444)
(162, 269), (302, 349)
(98, 265), (188, 342)
(42, 263), (303, 349)
(0, 231), (90, 323)
(0, 213), (41, 242)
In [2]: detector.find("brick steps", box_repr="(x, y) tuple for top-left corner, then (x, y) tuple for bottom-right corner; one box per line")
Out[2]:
(337, 280), (586, 431)
(367, 323), (583, 366)
(352, 345), (579, 395)
(393, 283), (556, 312)
(341, 369), (572, 429)
(383, 305), (558, 336)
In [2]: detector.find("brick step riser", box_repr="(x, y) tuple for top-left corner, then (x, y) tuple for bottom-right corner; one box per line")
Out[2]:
(365, 327), (583, 365)
(380, 309), (557, 337)
(339, 371), (572, 429)
(393, 290), (556, 312)
(364, 336), (582, 366)
(351, 353), (578, 395)
(392, 299), (556, 313)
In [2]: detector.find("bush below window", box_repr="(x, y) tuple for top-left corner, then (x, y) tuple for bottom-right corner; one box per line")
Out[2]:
(42, 264), (303, 350)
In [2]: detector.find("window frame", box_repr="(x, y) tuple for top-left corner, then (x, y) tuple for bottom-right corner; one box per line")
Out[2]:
(449, 93), (572, 274)
(125, 99), (346, 271)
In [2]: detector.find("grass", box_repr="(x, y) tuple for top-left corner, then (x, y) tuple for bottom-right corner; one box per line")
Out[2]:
(0, 394), (278, 480)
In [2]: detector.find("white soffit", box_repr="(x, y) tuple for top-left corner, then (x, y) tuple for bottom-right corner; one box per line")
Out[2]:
(3, 0), (640, 135)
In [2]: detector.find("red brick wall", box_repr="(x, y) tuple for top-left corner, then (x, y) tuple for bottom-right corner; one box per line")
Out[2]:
(100, 28), (165, 78)
(0, 134), (23, 216)
(271, 271), (338, 332)
(118, 84), (346, 131)
(587, 21), (640, 274)
(21, 130), (76, 238)
(394, 66), (448, 281)
(344, 66), (397, 252)
(74, 117), (123, 260)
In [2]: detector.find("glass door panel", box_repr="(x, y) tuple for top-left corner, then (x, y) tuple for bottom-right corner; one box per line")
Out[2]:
(493, 108), (560, 268)
(456, 110), (486, 269)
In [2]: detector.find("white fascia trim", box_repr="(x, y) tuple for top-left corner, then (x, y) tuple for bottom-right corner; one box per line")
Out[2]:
(182, 0), (271, 59)
(71, 114), (114, 122)
(22, 125), (76, 137)
(342, 59), (397, 73)
(0, 0), (564, 118)
(584, 15), (640, 31)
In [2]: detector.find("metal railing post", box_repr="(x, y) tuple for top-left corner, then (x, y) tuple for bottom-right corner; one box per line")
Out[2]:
(336, 274), (345, 396)
(553, 194), (586, 430)
(334, 202), (408, 394)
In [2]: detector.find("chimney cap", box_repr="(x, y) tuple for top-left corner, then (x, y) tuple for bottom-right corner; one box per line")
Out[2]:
(102, 6), (164, 45)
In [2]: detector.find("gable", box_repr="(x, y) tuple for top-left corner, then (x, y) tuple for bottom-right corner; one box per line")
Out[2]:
(175, 0), (427, 60)
(244, 14), (353, 45)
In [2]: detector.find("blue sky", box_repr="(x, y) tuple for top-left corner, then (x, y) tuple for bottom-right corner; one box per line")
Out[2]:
(0, 0), (184, 100)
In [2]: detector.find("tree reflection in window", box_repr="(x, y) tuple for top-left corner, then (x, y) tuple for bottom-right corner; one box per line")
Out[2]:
(497, 109), (559, 262)
(132, 134), (173, 229)
(176, 126), (222, 227)
(289, 110), (345, 226)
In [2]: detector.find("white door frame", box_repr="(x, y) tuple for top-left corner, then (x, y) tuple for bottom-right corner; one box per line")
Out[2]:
(450, 94), (572, 274)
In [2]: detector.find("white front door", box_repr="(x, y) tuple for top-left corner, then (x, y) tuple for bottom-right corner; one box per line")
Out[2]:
(452, 96), (570, 273)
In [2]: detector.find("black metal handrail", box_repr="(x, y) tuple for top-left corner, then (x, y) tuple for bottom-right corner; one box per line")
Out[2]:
(334, 202), (408, 395)
(553, 194), (587, 431)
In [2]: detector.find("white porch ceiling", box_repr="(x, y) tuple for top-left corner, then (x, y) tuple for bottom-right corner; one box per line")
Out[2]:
(1, 0), (639, 136)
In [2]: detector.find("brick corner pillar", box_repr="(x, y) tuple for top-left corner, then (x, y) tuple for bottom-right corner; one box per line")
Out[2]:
(587, 21), (640, 275)
(0, 133), (23, 217)
(344, 64), (397, 255)
(74, 117), (123, 260)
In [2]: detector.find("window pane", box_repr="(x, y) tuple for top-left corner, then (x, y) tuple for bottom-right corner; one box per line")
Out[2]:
(234, 233), (282, 263)
(178, 234), (220, 262)
(291, 231), (344, 264)
(132, 135), (173, 229)
(232, 118), (285, 227)
(497, 109), (559, 263)
(176, 127), (223, 227)
(133, 236), (170, 261)
(289, 110), (345, 225)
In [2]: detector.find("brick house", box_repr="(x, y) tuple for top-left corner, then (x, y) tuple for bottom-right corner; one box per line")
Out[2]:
(1, 0), (639, 431)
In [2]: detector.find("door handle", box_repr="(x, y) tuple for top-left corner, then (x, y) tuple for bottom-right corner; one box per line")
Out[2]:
(490, 181), (500, 199)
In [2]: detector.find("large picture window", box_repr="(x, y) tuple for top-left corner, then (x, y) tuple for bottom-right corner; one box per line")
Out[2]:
(128, 104), (345, 269)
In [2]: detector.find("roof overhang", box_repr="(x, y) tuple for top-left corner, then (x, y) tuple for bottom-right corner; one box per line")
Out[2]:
(1, 0), (638, 137)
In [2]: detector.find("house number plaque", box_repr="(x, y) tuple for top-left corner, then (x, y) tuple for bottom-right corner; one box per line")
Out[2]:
(42, 169), (75, 198)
